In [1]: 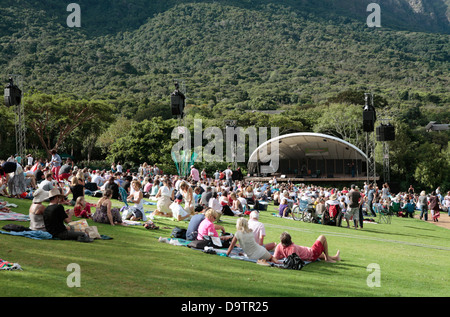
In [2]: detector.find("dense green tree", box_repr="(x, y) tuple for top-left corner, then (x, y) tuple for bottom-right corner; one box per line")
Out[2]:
(24, 93), (113, 156)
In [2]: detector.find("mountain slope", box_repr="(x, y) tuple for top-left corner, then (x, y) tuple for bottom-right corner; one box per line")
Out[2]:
(2, 0), (448, 37)
(0, 1), (448, 108)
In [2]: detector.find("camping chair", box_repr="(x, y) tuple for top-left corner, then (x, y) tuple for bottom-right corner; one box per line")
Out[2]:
(294, 200), (307, 221)
(389, 202), (400, 216)
(375, 204), (392, 224)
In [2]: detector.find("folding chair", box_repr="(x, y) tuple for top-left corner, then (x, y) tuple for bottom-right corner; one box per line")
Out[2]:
(376, 205), (391, 224)
(294, 200), (308, 221)
(389, 202), (400, 216)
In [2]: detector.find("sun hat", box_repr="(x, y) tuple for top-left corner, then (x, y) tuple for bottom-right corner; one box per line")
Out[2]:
(32, 188), (48, 203)
(48, 188), (63, 200)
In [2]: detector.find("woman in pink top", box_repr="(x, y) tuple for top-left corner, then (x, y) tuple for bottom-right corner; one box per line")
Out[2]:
(274, 232), (341, 263)
(196, 208), (232, 244)
(197, 209), (218, 240)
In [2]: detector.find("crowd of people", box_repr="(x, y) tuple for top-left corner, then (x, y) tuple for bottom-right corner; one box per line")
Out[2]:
(1, 152), (449, 249)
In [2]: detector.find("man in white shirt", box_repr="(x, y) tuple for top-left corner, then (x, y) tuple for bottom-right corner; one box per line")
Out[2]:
(170, 194), (192, 221)
(92, 170), (104, 187)
(208, 192), (223, 220)
(224, 166), (233, 187)
(248, 211), (275, 251)
(27, 154), (34, 166)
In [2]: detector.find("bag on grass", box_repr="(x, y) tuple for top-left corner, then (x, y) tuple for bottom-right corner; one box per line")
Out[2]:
(203, 235), (222, 248)
(68, 219), (89, 232)
(283, 253), (305, 270)
(85, 226), (101, 239)
(187, 239), (209, 249)
(170, 227), (186, 239)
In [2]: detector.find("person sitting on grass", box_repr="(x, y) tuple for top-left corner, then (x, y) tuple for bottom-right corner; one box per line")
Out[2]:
(278, 198), (291, 217)
(151, 178), (174, 218)
(29, 188), (48, 231)
(73, 196), (96, 219)
(197, 208), (231, 242)
(92, 189), (126, 226)
(125, 180), (145, 221)
(226, 217), (280, 264)
(43, 188), (93, 242)
(170, 194), (193, 221)
(186, 208), (227, 241)
(401, 199), (415, 218)
(274, 232), (341, 263)
(248, 211), (276, 251)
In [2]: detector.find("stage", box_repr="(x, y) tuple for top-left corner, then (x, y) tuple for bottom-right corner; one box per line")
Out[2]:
(244, 174), (378, 184)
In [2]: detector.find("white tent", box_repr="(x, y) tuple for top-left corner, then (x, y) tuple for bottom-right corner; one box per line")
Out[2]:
(248, 132), (368, 178)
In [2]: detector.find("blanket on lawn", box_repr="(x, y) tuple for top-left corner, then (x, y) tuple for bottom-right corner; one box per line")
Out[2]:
(0, 211), (30, 222)
(0, 229), (52, 240)
(0, 229), (112, 240)
(0, 258), (22, 271)
(160, 237), (317, 268)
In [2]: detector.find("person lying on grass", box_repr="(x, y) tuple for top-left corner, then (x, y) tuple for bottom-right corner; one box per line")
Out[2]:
(274, 232), (341, 263)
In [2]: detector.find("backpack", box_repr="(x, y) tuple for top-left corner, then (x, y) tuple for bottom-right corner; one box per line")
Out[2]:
(328, 204), (340, 217)
(170, 227), (187, 239)
(283, 253), (305, 270)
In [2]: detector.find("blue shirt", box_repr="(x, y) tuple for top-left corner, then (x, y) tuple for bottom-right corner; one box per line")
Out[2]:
(51, 154), (62, 167)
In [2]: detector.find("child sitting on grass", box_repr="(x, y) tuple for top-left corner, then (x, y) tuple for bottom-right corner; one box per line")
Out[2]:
(73, 196), (95, 218)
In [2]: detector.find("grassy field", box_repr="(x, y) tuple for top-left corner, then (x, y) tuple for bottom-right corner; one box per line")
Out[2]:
(1, 195), (449, 298)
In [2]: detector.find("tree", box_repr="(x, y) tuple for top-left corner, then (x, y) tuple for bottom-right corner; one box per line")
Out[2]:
(313, 103), (365, 151)
(106, 117), (178, 172)
(24, 93), (113, 156)
(0, 106), (15, 157)
(96, 116), (135, 155)
(414, 142), (450, 190)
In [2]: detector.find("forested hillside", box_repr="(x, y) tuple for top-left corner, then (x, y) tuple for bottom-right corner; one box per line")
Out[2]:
(0, 0), (448, 190)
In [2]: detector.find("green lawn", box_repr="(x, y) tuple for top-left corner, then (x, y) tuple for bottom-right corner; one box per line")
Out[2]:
(1, 195), (449, 297)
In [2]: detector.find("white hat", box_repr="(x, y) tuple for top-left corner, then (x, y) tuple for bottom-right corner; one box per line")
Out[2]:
(33, 188), (48, 203)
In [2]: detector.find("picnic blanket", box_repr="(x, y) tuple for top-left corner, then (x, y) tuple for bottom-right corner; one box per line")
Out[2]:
(160, 237), (316, 268)
(0, 212), (30, 222)
(0, 258), (22, 271)
(0, 229), (52, 240)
